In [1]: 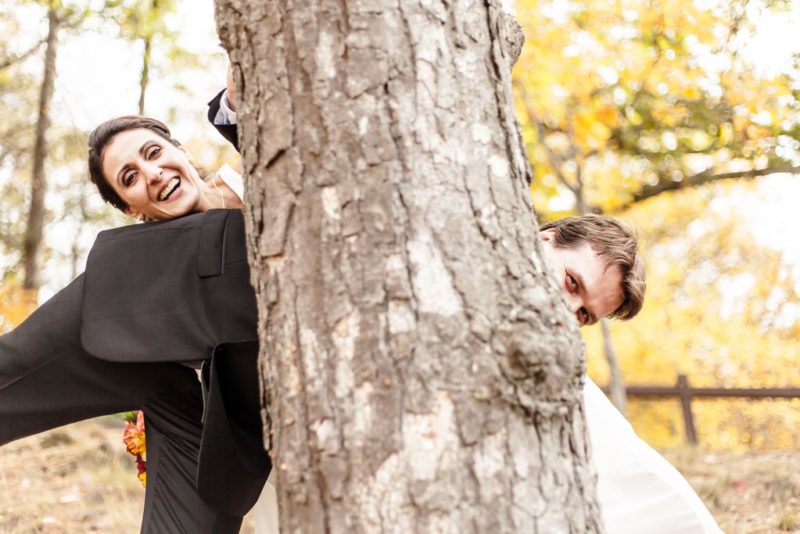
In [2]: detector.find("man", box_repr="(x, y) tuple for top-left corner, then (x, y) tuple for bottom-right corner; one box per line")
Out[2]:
(208, 82), (721, 532)
(540, 215), (720, 533)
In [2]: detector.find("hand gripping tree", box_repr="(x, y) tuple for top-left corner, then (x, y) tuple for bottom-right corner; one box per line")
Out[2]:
(216, 2), (602, 532)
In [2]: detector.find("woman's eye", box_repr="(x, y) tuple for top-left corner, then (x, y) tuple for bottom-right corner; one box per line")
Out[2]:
(147, 146), (161, 159)
(123, 172), (137, 186)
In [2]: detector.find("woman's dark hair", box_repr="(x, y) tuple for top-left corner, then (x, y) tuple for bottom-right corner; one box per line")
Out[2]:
(87, 116), (181, 212)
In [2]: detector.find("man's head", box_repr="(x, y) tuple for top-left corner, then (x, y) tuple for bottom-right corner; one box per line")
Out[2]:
(538, 214), (645, 327)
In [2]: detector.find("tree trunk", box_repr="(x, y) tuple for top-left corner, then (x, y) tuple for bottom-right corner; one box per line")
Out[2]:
(138, 34), (151, 115)
(22, 7), (59, 291)
(600, 319), (627, 416)
(216, 2), (602, 532)
(137, 0), (159, 115)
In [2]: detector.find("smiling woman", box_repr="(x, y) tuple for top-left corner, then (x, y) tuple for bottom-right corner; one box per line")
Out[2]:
(87, 116), (242, 221)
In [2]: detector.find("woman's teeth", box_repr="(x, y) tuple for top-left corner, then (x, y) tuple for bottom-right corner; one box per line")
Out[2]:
(159, 177), (180, 201)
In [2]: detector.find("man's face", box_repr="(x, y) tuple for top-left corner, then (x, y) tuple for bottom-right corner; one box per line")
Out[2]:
(539, 229), (624, 327)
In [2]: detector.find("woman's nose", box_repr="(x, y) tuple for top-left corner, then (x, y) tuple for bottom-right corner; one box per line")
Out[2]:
(143, 165), (164, 184)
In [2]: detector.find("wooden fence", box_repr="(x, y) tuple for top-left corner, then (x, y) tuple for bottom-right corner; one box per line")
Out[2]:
(615, 374), (800, 445)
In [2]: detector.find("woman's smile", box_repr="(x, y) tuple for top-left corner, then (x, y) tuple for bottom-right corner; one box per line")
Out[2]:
(157, 176), (182, 201)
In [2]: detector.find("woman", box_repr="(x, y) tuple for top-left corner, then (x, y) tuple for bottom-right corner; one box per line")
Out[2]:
(87, 114), (279, 534)
(88, 116), (243, 222)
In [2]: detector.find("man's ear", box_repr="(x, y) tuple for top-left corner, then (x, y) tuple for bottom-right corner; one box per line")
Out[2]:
(540, 228), (555, 242)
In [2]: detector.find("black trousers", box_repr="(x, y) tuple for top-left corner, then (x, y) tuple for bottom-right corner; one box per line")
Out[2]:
(0, 275), (243, 533)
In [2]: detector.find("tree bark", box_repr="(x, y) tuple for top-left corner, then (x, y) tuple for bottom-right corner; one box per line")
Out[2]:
(22, 7), (59, 291)
(216, 1), (602, 532)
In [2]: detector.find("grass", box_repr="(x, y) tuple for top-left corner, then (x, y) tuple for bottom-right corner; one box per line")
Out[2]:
(0, 418), (145, 532)
(665, 448), (800, 533)
(0, 418), (257, 533)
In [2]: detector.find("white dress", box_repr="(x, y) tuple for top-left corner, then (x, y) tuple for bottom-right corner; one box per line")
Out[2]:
(216, 137), (720, 534)
(585, 378), (722, 533)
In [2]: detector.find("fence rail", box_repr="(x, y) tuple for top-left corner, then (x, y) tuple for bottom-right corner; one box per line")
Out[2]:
(612, 374), (800, 445)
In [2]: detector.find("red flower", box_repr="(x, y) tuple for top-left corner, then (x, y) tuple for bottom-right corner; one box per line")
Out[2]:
(123, 410), (147, 487)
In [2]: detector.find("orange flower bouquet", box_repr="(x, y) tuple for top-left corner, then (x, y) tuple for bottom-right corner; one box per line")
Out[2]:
(123, 410), (147, 487)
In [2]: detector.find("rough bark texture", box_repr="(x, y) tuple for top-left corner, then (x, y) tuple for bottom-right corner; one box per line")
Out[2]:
(23, 8), (59, 291)
(215, 1), (602, 532)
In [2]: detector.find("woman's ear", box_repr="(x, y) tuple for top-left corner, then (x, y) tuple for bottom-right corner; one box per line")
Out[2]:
(125, 207), (142, 221)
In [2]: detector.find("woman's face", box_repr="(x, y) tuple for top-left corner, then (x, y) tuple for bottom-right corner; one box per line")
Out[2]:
(101, 128), (204, 221)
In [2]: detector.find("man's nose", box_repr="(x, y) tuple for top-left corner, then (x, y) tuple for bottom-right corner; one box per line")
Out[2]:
(564, 293), (585, 325)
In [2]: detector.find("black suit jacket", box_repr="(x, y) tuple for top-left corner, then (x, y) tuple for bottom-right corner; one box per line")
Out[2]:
(82, 209), (268, 517)
(208, 89), (239, 152)
(82, 209), (255, 364)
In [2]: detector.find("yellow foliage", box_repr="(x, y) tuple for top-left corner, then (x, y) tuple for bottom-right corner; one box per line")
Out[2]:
(583, 184), (800, 451)
(0, 277), (37, 333)
(515, 0), (798, 215)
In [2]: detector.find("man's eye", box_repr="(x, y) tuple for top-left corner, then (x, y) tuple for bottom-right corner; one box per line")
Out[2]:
(580, 309), (589, 323)
(567, 274), (578, 291)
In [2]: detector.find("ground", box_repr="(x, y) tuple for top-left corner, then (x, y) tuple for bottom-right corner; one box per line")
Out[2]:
(0, 418), (257, 533)
(0, 419), (798, 532)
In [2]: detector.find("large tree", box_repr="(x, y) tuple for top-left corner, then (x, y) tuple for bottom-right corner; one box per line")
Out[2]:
(216, 1), (601, 531)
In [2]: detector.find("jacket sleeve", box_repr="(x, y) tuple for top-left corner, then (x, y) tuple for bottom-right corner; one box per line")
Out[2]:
(207, 89), (240, 153)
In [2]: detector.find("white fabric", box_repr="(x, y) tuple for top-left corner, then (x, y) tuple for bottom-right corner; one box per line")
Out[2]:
(215, 164), (244, 201)
(251, 472), (279, 534)
(213, 89), (238, 125)
(585, 378), (722, 533)
(217, 146), (720, 534)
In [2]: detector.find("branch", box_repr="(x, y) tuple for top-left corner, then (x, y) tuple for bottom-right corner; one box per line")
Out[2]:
(0, 38), (46, 71)
(514, 81), (580, 196)
(617, 164), (800, 211)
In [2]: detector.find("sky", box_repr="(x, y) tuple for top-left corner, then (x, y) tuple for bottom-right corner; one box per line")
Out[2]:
(53, 0), (225, 137)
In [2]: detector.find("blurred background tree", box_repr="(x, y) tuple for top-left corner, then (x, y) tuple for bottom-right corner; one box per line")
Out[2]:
(0, 0), (231, 331)
(513, 0), (800, 450)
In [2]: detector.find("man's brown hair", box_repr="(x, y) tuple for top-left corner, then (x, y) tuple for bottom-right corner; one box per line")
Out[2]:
(540, 214), (645, 320)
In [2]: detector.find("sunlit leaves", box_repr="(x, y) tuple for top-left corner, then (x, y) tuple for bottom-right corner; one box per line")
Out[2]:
(514, 0), (800, 216)
(581, 182), (800, 450)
